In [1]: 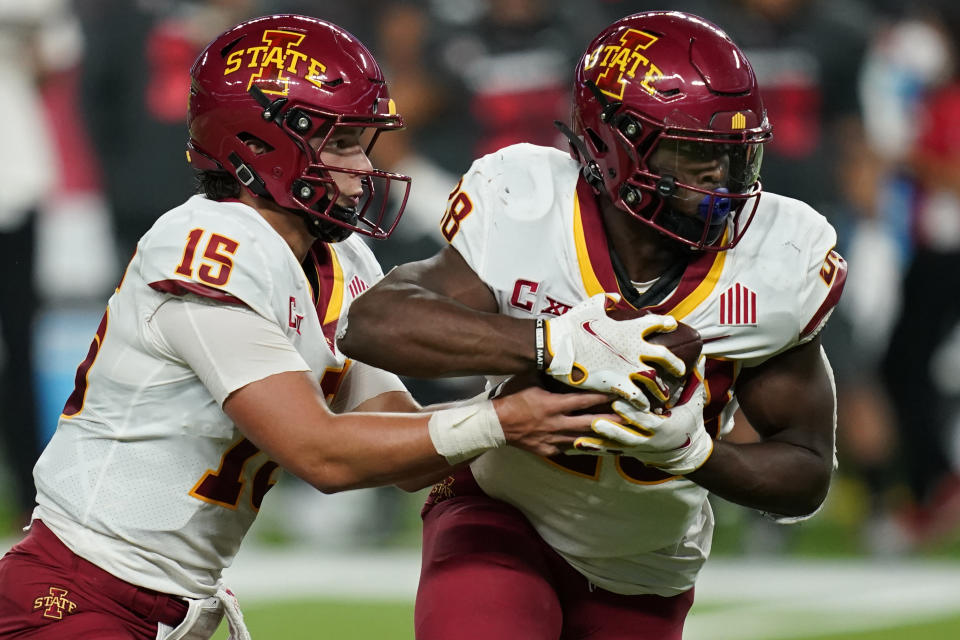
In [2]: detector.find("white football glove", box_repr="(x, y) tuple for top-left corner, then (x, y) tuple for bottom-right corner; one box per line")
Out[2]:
(572, 370), (713, 476)
(544, 293), (686, 407)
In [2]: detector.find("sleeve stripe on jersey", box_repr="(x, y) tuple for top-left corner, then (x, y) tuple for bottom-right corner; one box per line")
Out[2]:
(800, 258), (847, 339)
(149, 279), (245, 306)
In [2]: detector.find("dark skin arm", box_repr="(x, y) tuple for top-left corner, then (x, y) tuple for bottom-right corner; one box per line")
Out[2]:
(687, 336), (836, 517)
(339, 246), (538, 376)
(342, 245), (836, 515)
(338, 252), (554, 487)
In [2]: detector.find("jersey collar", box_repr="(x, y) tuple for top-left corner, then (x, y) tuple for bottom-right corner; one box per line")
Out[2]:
(572, 177), (728, 321)
(307, 242), (345, 353)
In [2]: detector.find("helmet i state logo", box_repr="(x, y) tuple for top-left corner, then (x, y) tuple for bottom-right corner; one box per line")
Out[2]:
(583, 29), (662, 100)
(223, 29), (324, 95)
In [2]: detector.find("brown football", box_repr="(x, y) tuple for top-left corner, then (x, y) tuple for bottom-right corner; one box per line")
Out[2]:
(639, 324), (703, 391)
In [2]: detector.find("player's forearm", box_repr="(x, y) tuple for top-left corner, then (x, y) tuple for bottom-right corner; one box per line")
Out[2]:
(230, 372), (605, 494)
(341, 283), (536, 377)
(686, 439), (832, 517)
(275, 388), (605, 492)
(226, 372), (468, 493)
(291, 412), (451, 492)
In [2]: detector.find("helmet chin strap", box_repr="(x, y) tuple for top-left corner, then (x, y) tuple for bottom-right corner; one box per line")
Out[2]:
(302, 199), (358, 243)
(227, 158), (355, 242)
(639, 174), (728, 247)
(554, 120), (605, 191)
(654, 200), (727, 247)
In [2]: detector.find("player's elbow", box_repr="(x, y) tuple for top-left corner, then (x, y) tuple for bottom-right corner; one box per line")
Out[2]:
(291, 456), (371, 494)
(769, 432), (835, 517)
(394, 480), (428, 493)
(787, 490), (828, 519)
(806, 472), (832, 514)
(800, 447), (834, 514)
(313, 482), (353, 495)
(779, 467), (832, 518)
(306, 468), (368, 494)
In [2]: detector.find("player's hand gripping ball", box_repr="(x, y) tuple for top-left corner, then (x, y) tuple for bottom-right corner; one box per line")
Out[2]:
(606, 309), (703, 409)
(543, 294), (687, 407)
(579, 376), (713, 475)
(498, 310), (703, 412)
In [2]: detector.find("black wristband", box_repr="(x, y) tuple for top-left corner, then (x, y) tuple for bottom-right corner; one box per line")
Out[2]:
(535, 318), (546, 371)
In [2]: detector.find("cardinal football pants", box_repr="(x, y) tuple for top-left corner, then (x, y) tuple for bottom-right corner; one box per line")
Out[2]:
(415, 469), (694, 640)
(0, 520), (188, 639)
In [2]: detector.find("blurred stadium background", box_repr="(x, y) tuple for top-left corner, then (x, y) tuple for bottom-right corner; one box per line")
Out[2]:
(2, 0), (959, 637)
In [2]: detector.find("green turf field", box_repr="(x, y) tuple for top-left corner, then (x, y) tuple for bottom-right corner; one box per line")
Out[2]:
(211, 599), (960, 639)
(210, 599), (413, 639)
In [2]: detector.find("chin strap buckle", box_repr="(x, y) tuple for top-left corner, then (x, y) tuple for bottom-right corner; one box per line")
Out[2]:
(554, 120), (604, 192)
(227, 152), (270, 198)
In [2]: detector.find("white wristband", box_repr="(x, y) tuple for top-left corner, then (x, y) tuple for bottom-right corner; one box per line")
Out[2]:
(428, 399), (506, 465)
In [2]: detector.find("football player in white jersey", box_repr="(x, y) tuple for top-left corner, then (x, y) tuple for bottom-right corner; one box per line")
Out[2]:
(0, 15), (661, 640)
(339, 11), (847, 640)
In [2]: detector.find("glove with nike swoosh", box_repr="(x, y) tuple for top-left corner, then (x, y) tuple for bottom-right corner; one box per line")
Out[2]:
(572, 367), (713, 475)
(544, 293), (686, 407)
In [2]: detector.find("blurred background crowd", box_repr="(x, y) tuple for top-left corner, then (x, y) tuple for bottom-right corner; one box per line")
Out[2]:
(1, 0), (958, 559)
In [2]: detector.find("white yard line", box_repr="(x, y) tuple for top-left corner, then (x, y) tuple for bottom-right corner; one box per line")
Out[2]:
(686, 559), (960, 639)
(222, 546), (421, 601)
(221, 547), (960, 637)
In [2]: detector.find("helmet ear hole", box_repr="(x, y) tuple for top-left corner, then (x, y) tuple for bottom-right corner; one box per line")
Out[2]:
(236, 132), (274, 154)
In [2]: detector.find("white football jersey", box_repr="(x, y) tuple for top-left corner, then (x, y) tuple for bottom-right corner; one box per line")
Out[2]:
(32, 196), (404, 598)
(443, 144), (847, 596)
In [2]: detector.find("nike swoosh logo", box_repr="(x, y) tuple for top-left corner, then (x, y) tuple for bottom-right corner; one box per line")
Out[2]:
(702, 335), (730, 344)
(581, 320), (635, 366)
(671, 436), (692, 450)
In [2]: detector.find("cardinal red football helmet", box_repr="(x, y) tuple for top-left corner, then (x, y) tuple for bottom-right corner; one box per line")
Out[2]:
(187, 14), (410, 240)
(570, 11), (771, 251)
